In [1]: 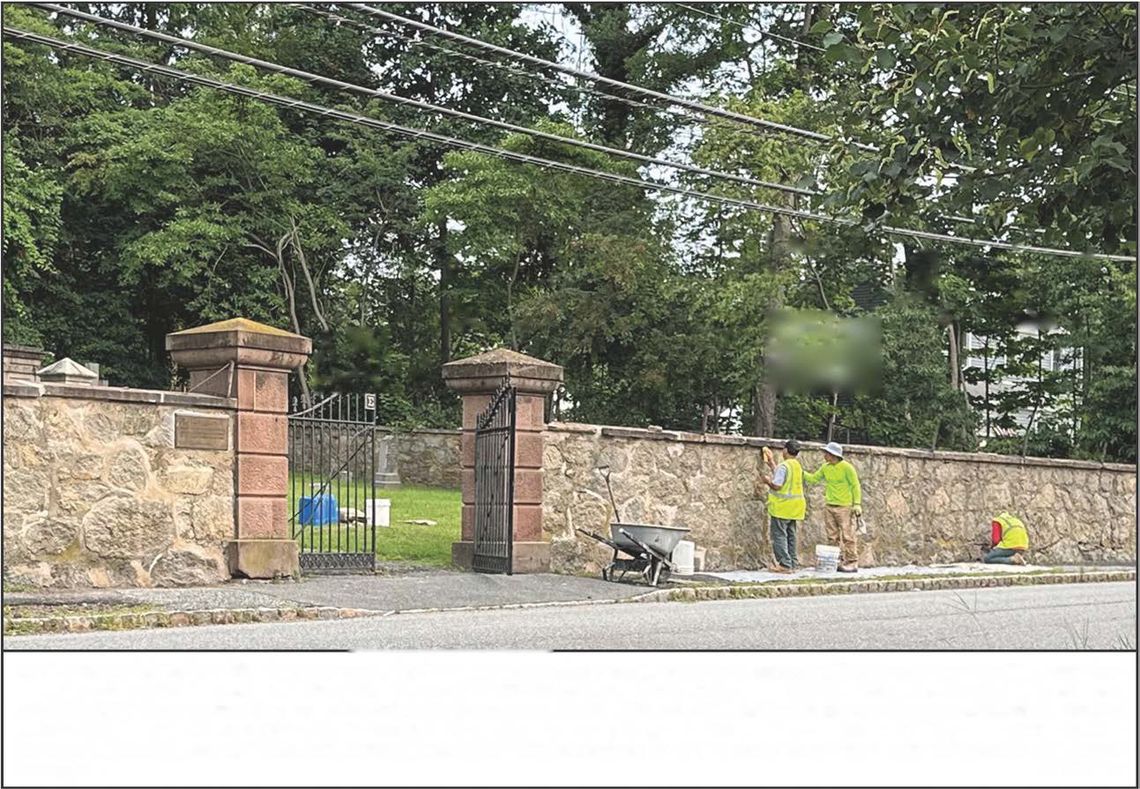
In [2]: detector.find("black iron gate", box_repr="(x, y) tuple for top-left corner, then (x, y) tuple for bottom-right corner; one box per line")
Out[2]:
(473, 382), (516, 574)
(287, 392), (379, 573)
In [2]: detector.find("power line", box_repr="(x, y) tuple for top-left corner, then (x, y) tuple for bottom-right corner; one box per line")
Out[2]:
(302, 3), (824, 155)
(341, 3), (878, 152)
(675, 3), (826, 52)
(36, 3), (815, 197)
(1, 27), (828, 222)
(317, 2), (1017, 233)
(300, 4), (705, 133)
(5, 26), (1132, 263)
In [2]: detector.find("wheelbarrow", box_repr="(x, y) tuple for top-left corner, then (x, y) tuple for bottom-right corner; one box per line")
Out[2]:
(576, 522), (691, 587)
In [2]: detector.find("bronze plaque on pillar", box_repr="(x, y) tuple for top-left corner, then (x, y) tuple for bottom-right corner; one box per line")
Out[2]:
(174, 412), (231, 450)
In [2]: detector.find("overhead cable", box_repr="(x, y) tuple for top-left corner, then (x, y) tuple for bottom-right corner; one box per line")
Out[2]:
(6, 26), (1133, 263)
(37, 3), (814, 196)
(675, 3), (826, 51)
(341, 3), (877, 152)
(297, 4), (743, 141)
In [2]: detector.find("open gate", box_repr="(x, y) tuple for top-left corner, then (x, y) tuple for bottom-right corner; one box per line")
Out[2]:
(287, 392), (379, 573)
(473, 382), (516, 574)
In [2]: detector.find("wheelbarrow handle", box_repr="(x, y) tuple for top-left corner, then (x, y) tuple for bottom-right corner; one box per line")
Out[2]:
(575, 527), (620, 552)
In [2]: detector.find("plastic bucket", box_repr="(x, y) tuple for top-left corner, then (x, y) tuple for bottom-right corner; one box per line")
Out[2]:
(815, 545), (841, 573)
(672, 540), (695, 576)
(299, 494), (338, 526)
(365, 498), (391, 528)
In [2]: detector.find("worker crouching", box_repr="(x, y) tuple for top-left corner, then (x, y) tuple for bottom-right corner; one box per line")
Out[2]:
(982, 512), (1029, 565)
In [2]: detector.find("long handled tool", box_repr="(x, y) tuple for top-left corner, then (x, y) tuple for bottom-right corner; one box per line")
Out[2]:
(596, 465), (622, 523)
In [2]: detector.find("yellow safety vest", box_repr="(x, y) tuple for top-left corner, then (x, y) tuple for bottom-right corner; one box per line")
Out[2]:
(995, 512), (1029, 551)
(767, 458), (806, 520)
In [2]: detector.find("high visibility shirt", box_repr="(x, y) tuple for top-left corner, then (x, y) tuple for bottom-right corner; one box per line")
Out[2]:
(994, 512), (1029, 551)
(804, 459), (862, 507)
(767, 458), (806, 520)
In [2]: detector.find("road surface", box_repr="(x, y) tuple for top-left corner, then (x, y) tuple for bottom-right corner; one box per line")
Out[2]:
(5, 582), (1135, 650)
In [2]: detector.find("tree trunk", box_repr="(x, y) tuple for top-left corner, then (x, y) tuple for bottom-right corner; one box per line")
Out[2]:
(288, 218), (329, 334)
(436, 220), (451, 366)
(755, 211), (793, 437)
(947, 323), (961, 390)
(983, 336), (991, 438)
(1021, 356), (1045, 456)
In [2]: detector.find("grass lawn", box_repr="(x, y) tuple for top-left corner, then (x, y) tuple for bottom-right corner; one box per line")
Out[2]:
(289, 474), (460, 567)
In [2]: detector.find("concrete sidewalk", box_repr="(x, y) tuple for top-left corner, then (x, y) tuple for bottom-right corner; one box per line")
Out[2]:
(690, 561), (1134, 585)
(4, 563), (1134, 636)
(4, 571), (651, 617)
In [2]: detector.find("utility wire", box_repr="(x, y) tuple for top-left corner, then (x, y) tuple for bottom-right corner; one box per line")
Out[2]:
(5, 26), (1133, 263)
(299, 4), (729, 139)
(675, 3), (826, 51)
(37, 3), (815, 197)
(1, 27), (828, 223)
(342, 3), (877, 152)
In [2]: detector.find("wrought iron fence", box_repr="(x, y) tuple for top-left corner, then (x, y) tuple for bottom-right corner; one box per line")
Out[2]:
(287, 392), (379, 573)
(473, 382), (516, 574)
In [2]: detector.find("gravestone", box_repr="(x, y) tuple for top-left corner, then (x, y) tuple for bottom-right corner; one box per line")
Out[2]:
(374, 433), (401, 487)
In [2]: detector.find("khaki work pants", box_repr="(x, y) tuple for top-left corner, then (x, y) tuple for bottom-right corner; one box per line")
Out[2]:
(824, 505), (858, 567)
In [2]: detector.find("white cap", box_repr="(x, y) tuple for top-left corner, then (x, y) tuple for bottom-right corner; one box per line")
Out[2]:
(824, 441), (844, 459)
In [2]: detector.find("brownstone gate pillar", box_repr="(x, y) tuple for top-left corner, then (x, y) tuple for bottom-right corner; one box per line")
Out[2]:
(442, 349), (563, 573)
(166, 318), (311, 579)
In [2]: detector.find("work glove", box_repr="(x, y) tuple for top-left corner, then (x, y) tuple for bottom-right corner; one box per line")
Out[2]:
(852, 505), (862, 517)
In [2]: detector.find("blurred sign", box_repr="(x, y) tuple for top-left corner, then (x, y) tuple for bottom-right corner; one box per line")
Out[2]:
(364, 393), (376, 411)
(766, 309), (882, 394)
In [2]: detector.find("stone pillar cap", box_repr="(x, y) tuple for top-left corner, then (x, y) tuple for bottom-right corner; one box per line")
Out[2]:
(166, 317), (312, 371)
(3, 343), (48, 355)
(442, 347), (563, 395)
(37, 357), (99, 385)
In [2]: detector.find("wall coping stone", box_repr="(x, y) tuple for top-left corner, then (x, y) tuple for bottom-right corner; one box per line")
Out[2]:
(3, 343), (48, 358)
(547, 421), (1136, 474)
(3, 381), (235, 410)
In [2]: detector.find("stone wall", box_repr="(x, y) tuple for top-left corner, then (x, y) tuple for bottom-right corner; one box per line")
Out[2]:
(386, 428), (460, 488)
(3, 381), (236, 588)
(287, 426), (460, 488)
(543, 423), (1137, 575)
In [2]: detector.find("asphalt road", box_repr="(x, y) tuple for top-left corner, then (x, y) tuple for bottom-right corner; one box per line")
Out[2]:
(5, 582), (1135, 650)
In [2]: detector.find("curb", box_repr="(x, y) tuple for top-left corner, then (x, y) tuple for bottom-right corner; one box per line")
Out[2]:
(633, 569), (1137, 604)
(4, 570), (1134, 636)
(3, 605), (382, 637)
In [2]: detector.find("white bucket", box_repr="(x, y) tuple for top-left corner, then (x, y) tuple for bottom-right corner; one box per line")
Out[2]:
(815, 545), (841, 573)
(672, 540), (695, 576)
(365, 498), (391, 528)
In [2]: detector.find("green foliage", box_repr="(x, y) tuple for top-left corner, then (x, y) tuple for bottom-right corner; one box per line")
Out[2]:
(1, 3), (1133, 461)
(846, 294), (977, 451)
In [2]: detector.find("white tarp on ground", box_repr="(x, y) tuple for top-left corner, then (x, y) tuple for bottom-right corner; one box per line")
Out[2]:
(696, 562), (1133, 584)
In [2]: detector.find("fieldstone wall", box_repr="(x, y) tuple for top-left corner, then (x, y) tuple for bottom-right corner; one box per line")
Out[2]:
(543, 423), (1137, 575)
(287, 426), (460, 488)
(386, 428), (460, 488)
(3, 382), (236, 588)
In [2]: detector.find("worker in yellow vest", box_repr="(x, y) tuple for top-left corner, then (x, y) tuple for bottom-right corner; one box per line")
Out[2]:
(804, 442), (863, 573)
(759, 440), (806, 573)
(983, 512), (1029, 565)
